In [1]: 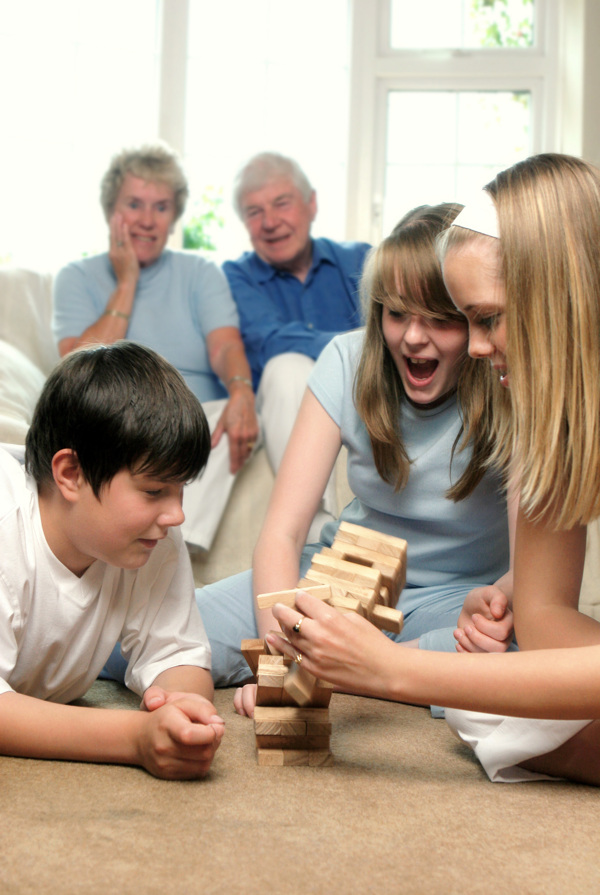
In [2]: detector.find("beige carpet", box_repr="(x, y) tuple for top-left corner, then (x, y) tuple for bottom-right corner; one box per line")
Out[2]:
(1, 683), (599, 895)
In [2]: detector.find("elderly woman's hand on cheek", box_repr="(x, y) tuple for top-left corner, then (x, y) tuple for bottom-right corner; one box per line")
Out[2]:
(109, 212), (141, 287)
(268, 591), (400, 701)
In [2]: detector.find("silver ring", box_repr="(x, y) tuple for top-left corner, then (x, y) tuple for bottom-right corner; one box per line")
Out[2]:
(292, 616), (304, 634)
(295, 652), (303, 665)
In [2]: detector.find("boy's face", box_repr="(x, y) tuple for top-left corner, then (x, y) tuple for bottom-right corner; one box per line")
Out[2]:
(69, 469), (185, 573)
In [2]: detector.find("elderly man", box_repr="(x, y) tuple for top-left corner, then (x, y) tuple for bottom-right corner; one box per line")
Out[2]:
(223, 152), (370, 536)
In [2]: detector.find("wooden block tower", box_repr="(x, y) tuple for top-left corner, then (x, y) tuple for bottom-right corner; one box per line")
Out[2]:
(241, 523), (407, 766)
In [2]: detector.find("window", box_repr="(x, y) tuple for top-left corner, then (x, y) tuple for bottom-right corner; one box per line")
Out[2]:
(347, 0), (558, 243)
(0, 0), (162, 270)
(390, 0), (535, 49)
(183, 0), (351, 261)
(0, 0), (594, 269)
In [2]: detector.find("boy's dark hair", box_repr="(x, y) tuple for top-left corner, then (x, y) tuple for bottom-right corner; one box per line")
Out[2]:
(25, 341), (211, 496)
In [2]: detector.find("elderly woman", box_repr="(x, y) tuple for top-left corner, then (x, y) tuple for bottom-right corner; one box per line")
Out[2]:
(52, 142), (259, 550)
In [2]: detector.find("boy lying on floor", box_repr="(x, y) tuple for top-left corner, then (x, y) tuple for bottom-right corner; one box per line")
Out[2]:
(0, 341), (224, 779)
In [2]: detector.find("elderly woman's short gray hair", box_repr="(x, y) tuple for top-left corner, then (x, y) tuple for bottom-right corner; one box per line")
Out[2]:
(233, 152), (313, 217)
(100, 142), (189, 222)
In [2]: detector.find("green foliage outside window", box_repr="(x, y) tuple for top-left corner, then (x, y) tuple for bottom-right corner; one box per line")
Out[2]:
(182, 188), (225, 252)
(471, 0), (534, 47)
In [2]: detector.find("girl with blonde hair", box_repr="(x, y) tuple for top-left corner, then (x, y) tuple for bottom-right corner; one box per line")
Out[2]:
(196, 203), (514, 703)
(269, 154), (600, 785)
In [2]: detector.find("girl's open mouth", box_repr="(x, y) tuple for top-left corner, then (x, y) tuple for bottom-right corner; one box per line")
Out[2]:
(405, 356), (438, 386)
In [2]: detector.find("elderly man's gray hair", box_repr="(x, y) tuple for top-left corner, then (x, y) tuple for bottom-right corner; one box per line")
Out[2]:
(233, 152), (314, 217)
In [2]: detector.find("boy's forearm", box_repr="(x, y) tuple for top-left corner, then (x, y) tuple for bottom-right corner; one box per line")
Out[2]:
(0, 691), (144, 766)
(151, 665), (214, 700)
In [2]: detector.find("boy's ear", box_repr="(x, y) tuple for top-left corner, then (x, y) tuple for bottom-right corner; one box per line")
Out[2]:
(51, 449), (85, 502)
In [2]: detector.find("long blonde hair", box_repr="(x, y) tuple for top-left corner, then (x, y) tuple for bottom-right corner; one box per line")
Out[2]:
(444, 154), (600, 528)
(354, 203), (497, 500)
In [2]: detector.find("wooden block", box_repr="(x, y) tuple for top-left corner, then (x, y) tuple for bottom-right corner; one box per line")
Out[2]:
(254, 719), (307, 736)
(329, 539), (405, 603)
(310, 553), (383, 594)
(283, 662), (335, 708)
(282, 661), (319, 707)
(257, 749), (310, 766)
(309, 687), (333, 708)
(309, 751), (333, 767)
(303, 568), (378, 614)
(240, 638), (265, 678)
(368, 604), (404, 634)
(257, 670), (286, 690)
(256, 684), (284, 706)
(297, 577), (313, 589)
(254, 706), (329, 723)
(255, 735), (331, 750)
(336, 521), (408, 562)
(306, 721), (333, 736)
(327, 592), (364, 615)
(256, 585), (331, 610)
(258, 654), (286, 667)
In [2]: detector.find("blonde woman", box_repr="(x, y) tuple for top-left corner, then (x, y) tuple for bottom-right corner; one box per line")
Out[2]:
(195, 204), (514, 704)
(53, 142), (258, 552)
(270, 154), (600, 786)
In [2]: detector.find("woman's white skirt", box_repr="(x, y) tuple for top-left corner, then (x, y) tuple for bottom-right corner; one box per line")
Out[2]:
(445, 709), (593, 782)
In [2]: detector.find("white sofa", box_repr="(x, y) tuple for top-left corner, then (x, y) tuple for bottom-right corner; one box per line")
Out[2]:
(0, 267), (346, 587)
(1, 265), (598, 618)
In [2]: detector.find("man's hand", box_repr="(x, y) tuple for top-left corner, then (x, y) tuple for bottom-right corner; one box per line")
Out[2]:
(454, 586), (514, 653)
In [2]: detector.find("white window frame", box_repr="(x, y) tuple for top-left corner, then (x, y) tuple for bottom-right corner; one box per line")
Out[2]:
(345, 0), (596, 244)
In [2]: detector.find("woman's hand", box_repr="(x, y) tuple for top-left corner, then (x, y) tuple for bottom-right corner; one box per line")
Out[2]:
(268, 591), (399, 699)
(233, 683), (258, 718)
(453, 585), (514, 653)
(109, 212), (140, 287)
(211, 385), (259, 474)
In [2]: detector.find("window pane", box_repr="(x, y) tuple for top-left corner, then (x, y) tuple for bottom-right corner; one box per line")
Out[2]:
(390, 0), (535, 50)
(184, 0), (351, 261)
(383, 90), (531, 236)
(0, 0), (161, 271)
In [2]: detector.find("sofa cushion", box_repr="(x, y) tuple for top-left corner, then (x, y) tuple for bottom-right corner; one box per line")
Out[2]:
(0, 267), (59, 375)
(0, 339), (46, 445)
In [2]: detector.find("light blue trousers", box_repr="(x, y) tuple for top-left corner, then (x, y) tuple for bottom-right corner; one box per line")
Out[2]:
(101, 546), (511, 697)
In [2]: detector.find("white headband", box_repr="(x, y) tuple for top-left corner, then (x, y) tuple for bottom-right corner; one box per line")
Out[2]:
(451, 190), (499, 239)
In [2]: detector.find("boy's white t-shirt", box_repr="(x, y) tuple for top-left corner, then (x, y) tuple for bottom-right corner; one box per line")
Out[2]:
(0, 448), (211, 703)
